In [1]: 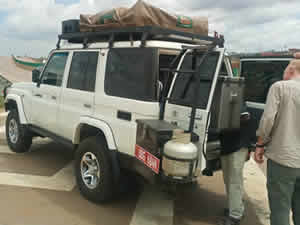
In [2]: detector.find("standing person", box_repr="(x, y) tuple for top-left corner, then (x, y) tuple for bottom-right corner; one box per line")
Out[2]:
(218, 104), (251, 225)
(255, 59), (300, 225)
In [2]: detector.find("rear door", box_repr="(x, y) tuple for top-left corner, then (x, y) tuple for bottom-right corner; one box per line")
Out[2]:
(164, 48), (225, 171)
(240, 58), (291, 144)
(95, 47), (160, 156)
(57, 50), (99, 140)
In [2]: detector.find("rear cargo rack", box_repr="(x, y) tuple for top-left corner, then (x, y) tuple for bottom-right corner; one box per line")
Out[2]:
(57, 26), (224, 49)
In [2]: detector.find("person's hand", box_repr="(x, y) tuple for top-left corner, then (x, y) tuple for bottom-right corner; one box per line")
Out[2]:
(254, 147), (265, 164)
(294, 52), (300, 59)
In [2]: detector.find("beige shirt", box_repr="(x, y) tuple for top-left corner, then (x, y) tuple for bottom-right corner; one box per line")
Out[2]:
(257, 77), (300, 168)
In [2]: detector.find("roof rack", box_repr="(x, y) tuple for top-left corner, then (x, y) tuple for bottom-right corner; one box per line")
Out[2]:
(57, 26), (224, 49)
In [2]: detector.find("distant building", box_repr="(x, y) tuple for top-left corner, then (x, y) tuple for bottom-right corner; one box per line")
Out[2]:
(289, 48), (300, 54)
(261, 51), (286, 56)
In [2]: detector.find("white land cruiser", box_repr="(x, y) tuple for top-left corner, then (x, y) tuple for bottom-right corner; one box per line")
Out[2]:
(4, 26), (244, 202)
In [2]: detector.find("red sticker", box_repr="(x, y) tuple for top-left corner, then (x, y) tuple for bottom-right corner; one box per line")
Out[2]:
(135, 145), (160, 174)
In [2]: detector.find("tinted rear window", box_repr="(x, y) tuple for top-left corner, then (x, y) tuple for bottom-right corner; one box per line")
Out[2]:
(104, 48), (157, 101)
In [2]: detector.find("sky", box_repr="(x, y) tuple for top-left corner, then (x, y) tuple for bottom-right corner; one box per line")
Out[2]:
(0, 0), (299, 57)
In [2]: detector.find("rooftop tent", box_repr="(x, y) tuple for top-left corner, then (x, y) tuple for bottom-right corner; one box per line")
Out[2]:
(79, 0), (208, 36)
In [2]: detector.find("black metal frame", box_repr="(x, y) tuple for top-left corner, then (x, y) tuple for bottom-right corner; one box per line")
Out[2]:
(57, 26), (224, 49)
(188, 45), (216, 133)
(159, 44), (217, 134)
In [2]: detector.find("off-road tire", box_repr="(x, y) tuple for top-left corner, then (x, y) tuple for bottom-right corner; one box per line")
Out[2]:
(75, 136), (115, 203)
(6, 109), (32, 153)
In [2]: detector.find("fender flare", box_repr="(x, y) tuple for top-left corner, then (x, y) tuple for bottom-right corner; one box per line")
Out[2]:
(5, 94), (28, 124)
(73, 116), (117, 150)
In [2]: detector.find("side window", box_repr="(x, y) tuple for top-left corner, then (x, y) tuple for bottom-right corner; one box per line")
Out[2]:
(41, 52), (68, 86)
(104, 48), (157, 101)
(67, 51), (98, 92)
(241, 60), (289, 103)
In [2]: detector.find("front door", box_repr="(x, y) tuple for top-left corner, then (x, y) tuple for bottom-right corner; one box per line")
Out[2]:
(164, 48), (225, 171)
(31, 52), (69, 133)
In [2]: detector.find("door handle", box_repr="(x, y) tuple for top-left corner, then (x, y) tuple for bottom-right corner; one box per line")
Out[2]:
(189, 115), (203, 121)
(117, 111), (132, 121)
(51, 96), (57, 100)
(83, 103), (91, 108)
(34, 94), (42, 98)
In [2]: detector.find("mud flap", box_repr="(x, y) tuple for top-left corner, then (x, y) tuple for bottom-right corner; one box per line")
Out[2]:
(109, 150), (121, 184)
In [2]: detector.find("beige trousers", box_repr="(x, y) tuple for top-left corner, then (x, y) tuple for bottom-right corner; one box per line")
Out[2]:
(221, 148), (248, 219)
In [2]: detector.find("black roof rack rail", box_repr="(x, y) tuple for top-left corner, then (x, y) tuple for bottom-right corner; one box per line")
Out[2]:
(239, 55), (293, 59)
(57, 26), (224, 49)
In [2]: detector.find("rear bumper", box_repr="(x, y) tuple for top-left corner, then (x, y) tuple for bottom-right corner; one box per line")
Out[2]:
(118, 152), (199, 185)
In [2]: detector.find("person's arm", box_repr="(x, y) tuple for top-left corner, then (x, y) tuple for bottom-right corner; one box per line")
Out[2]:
(255, 82), (282, 163)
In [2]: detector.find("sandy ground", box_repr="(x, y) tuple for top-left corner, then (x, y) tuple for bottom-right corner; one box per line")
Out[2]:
(0, 56), (32, 82)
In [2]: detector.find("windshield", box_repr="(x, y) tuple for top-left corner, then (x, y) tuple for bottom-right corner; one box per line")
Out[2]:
(169, 51), (220, 109)
(241, 60), (290, 103)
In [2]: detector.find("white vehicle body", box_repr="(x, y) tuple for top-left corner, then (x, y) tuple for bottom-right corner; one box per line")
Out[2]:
(4, 35), (238, 202)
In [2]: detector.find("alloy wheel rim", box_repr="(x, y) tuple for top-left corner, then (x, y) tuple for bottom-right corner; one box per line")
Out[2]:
(80, 152), (101, 189)
(8, 119), (19, 144)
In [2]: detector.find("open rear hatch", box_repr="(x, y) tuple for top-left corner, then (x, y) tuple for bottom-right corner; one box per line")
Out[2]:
(136, 44), (245, 182)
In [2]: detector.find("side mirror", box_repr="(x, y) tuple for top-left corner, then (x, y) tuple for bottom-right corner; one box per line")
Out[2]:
(32, 68), (41, 83)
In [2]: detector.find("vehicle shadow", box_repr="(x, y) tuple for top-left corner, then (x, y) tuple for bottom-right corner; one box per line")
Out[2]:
(30, 140), (142, 225)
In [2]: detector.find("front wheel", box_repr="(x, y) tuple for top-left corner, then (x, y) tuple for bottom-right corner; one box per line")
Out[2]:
(6, 109), (32, 153)
(75, 136), (115, 203)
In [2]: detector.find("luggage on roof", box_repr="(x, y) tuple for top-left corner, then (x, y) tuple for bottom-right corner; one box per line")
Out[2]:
(79, 0), (208, 36)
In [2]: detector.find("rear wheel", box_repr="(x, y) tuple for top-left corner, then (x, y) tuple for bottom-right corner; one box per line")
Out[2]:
(6, 109), (32, 153)
(75, 136), (115, 203)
